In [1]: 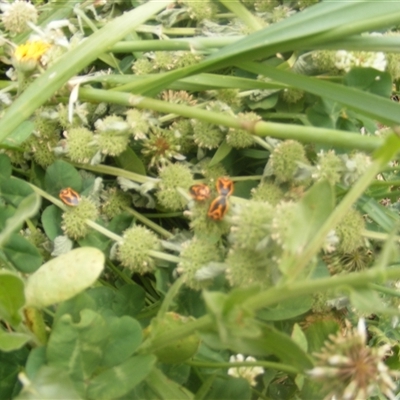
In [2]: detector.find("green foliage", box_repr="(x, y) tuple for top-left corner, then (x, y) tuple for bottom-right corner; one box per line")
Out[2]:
(0, 272), (25, 327)
(2, 1), (400, 399)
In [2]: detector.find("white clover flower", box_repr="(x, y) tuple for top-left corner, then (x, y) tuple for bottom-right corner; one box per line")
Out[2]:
(228, 354), (264, 386)
(335, 50), (355, 72)
(360, 52), (387, 72)
(335, 50), (387, 73)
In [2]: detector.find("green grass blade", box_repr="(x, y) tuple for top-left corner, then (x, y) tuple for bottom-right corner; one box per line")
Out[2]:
(239, 61), (400, 126)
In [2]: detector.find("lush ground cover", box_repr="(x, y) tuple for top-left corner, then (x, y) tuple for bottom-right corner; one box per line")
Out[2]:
(2, 1), (400, 399)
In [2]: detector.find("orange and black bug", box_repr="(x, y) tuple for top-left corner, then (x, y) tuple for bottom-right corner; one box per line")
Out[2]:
(216, 177), (234, 197)
(207, 195), (228, 221)
(59, 188), (81, 206)
(189, 184), (211, 201)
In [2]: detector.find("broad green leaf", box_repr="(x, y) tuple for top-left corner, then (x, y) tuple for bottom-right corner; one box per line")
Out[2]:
(44, 160), (82, 197)
(47, 310), (109, 380)
(0, 347), (29, 400)
(41, 205), (63, 241)
(0, 271), (25, 327)
(201, 321), (313, 371)
(205, 377), (250, 400)
(86, 354), (156, 400)
(291, 323), (308, 353)
(306, 99), (341, 130)
(344, 68), (392, 97)
(177, 287), (206, 319)
(0, 204), (16, 231)
(25, 347), (47, 380)
(0, 329), (30, 352)
(284, 181), (335, 257)
(0, 154), (12, 179)
(0, 193), (41, 247)
(78, 227), (111, 252)
(249, 92), (280, 110)
(244, 324), (314, 370)
(107, 212), (133, 235)
(25, 247), (105, 308)
(0, 178), (34, 207)
(203, 289), (261, 342)
(111, 284), (146, 317)
(159, 363), (191, 386)
(15, 366), (82, 400)
(53, 292), (96, 325)
(349, 288), (397, 314)
(257, 296), (312, 321)
(2, 234), (43, 273)
(191, 374), (216, 400)
(115, 147), (146, 176)
(145, 367), (194, 400)
(209, 141), (232, 167)
(232, 180), (257, 199)
(101, 316), (143, 368)
(303, 320), (340, 354)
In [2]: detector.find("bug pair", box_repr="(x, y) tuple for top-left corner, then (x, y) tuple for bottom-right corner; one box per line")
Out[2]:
(190, 177), (234, 221)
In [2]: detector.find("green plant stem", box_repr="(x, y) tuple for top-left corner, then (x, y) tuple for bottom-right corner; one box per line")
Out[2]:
(245, 265), (400, 311)
(253, 136), (273, 152)
(370, 180), (400, 186)
(219, 0), (264, 31)
(124, 207), (173, 239)
(369, 283), (400, 298)
(250, 388), (270, 400)
(186, 360), (299, 375)
(141, 265), (400, 355)
(362, 229), (400, 242)
(70, 162), (158, 184)
(263, 112), (310, 125)
(286, 153), (391, 279)
(74, 6), (98, 32)
(85, 220), (121, 242)
(135, 301), (161, 320)
(141, 212), (184, 218)
(231, 175), (263, 182)
(111, 37), (243, 53)
(157, 276), (185, 317)
(106, 260), (135, 286)
(148, 250), (181, 264)
(194, 375), (216, 400)
(138, 314), (213, 354)
(79, 88), (383, 152)
(27, 183), (68, 211)
(27, 182), (180, 264)
(135, 25), (196, 36)
(85, 221), (180, 264)
(97, 278), (114, 288)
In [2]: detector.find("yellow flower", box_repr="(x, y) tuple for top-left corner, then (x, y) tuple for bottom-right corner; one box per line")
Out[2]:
(13, 41), (51, 72)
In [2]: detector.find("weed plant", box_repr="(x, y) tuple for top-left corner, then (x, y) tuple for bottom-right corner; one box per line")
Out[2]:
(1, 1), (400, 399)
